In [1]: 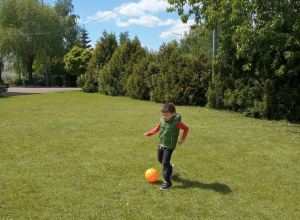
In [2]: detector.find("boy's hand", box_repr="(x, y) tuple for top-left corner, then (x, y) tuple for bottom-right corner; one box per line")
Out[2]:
(178, 139), (184, 145)
(144, 133), (148, 136)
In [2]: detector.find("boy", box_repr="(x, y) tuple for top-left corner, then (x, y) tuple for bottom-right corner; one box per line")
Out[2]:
(144, 103), (189, 190)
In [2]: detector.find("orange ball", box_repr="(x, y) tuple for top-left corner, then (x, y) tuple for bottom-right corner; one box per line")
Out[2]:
(145, 168), (159, 182)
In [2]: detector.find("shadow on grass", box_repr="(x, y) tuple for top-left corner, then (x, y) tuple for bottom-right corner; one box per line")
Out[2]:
(150, 180), (164, 185)
(172, 174), (232, 195)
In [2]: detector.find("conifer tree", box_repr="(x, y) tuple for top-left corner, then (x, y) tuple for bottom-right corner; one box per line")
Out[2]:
(82, 31), (118, 93)
(80, 27), (92, 50)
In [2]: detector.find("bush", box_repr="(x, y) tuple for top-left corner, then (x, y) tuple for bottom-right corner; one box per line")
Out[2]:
(23, 77), (29, 85)
(98, 47), (124, 96)
(4, 76), (13, 84)
(52, 75), (64, 87)
(76, 75), (86, 88)
(151, 46), (211, 106)
(37, 79), (46, 86)
(13, 78), (23, 86)
(126, 55), (153, 100)
(82, 69), (99, 93)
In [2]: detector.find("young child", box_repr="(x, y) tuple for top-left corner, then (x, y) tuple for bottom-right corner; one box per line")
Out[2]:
(144, 103), (189, 190)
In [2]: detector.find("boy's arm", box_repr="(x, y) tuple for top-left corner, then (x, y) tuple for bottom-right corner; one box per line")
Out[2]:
(177, 121), (189, 144)
(144, 123), (160, 136)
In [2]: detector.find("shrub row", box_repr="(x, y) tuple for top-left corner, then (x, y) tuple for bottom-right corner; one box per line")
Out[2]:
(82, 38), (212, 106)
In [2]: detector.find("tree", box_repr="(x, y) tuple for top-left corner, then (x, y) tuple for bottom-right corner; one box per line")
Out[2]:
(152, 41), (211, 105)
(119, 31), (129, 46)
(0, 0), (81, 85)
(180, 27), (213, 60)
(82, 31), (118, 92)
(169, 0), (300, 121)
(98, 46), (124, 96)
(64, 46), (92, 76)
(48, 57), (67, 87)
(79, 27), (92, 50)
(54, 0), (80, 52)
(126, 53), (155, 100)
(0, 0), (51, 84)
(0, 0), (79, 85)
(98, 37), (145, 96)
(0, 28), (16, 83)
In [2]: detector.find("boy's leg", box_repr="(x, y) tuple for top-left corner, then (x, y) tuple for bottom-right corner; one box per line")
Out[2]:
(171, 164), (174, 177)
(157, 146), (163, 164)
(161, 148), (173, 183)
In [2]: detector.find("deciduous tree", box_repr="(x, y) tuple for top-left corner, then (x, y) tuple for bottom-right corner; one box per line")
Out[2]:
(64, 46), (92, 76)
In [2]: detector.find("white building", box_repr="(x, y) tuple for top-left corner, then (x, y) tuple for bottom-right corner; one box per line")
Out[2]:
(1, 59), (19, 82)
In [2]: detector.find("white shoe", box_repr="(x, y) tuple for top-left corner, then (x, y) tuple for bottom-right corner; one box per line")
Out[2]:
(170, 164), (174, 177)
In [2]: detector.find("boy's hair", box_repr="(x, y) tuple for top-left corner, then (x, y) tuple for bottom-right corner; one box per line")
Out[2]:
(161, 102), (176, 113)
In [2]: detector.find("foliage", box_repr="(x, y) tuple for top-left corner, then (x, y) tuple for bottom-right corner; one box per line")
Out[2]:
(79, 27), (92, 50)
(98, 36), (146, 96)
(0, 0), (60, 84)
(76, 75), (86, 88)
(119, 31), (130, 46)
(81, 67), (98, 92)
(168, 0), (300, 121)
(97, 37), (212, 106)
(13, 78), (23, 86)
(49, 57), (67, 76)
(180, 26), (213, 60)
(4, 75), (12, 84)
(0, 27), (16, 83)
(64, 46), (92, 76)
(52, 75), (64, 87)
(82, 31), (118, 93)
(53, 0), (80, 52)
(126, 53), (155, 100)
(22, 77), (29, 85)
(0, 0), (80, 85)
(151, 41), (211, 106)
(98, 46), (124, 96)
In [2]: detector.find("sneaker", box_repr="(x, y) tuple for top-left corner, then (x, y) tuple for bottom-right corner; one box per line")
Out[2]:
(170, 164), (174, 177)
(160, 181), (173, 190)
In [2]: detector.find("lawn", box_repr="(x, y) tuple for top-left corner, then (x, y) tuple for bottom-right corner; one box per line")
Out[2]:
(0, 91), (299, 219)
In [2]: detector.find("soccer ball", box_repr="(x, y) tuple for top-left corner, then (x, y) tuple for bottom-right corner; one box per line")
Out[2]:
(145, 168), (159, 183)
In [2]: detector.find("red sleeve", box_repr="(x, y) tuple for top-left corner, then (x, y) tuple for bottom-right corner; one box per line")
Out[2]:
(176, 121), (189, 140)
(145, 123), (160, 136)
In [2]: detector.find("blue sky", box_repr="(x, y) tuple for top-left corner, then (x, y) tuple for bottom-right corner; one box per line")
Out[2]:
(45, 0), (195, 51)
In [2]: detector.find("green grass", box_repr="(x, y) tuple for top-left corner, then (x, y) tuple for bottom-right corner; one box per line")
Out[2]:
(0, 91), (299, 219)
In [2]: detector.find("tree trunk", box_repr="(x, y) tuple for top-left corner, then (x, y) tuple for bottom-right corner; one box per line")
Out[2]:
(25, 54), (35, 85)
(0, 61), (4, 83)
(28, 64), (33, 85)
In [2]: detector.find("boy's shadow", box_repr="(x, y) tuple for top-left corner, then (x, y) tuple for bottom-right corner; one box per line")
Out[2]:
(172, 174), (232, 195)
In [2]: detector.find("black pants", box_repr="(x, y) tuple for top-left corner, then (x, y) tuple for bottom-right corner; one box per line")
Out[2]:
(157, 146), (174, 183)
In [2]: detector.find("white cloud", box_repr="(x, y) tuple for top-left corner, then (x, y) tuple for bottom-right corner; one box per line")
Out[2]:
(116, 2), (145, 17)
(159, 19), (195, 39)
(84, 0), (194, 41)
(86, 10), (118, 23)
(138, 0), (170, 13)
(116, 19), (130, 27)
(126, 16), (162, 27)
(159, 18), (179, 26)
(117, 0), (169, 16)
(118, 15), (177, 27)
(87, 0), (171, 24)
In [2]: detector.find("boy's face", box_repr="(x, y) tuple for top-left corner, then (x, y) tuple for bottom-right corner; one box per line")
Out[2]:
(162, 112), (176, 122)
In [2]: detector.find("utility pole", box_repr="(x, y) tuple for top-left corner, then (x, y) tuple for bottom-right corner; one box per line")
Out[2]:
(213, 21), (217, 61)
(45, 40), (49, 86)
(212, 21), (217, 77)
(41, 0), (49, 86)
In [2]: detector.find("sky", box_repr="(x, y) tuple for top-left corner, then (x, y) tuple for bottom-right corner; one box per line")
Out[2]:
(45, 0), (195, 51)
